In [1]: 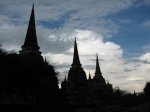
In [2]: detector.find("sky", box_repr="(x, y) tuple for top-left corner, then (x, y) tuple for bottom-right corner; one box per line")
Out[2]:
(0, 0), (150, 92)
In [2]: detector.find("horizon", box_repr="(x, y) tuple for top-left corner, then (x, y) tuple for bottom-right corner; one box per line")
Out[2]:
(0, 0), (150, 92)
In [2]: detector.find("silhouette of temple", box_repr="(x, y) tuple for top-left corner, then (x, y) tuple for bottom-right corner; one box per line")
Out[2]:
(61, 38), (88, 105)
(19, 4), (43, 61)
(68, 37), (87, 91)
(61, 38), (113, 107)
(1, 4), (149, 112)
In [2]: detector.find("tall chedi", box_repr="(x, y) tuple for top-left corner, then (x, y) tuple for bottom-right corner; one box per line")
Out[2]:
(67, 37), (87, 91)
(19, 4), (43, 61)
(93, 54), (106, 85)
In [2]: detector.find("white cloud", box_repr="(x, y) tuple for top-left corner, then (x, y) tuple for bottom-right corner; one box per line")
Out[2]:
(44, 29), (123, 63)
(139, 52), (150, 62)
(0, 22), (26, 51)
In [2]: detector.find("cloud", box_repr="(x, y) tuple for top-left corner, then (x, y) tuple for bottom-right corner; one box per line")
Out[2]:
(141, 0), (150, 5)
(0, 0), (136, 19)
(139, 52), (150, 63)
(134, 0), (150, 7)
(143, 20), (150, 28)
(0, 0), (137, 37)
(42, 29), (123, 83)
(43, 29), (123, 65)
(0, 0), (137, 51)
(0, 22), (26, 51)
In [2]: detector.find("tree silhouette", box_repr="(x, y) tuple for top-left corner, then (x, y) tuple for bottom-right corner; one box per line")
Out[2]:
(0, 48), (70, 111)
(144, 82), (150, 97)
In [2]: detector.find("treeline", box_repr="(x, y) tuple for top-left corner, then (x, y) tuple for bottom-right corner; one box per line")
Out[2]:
(0, 47), (149, 112)
(0, 48), (70, 111)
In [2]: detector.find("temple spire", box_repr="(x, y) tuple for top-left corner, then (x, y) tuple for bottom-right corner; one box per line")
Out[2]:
(44, 56), (47, 63)
(20, 4), (41, 55)
(89, 72), (91, 80)
(71, 37), (81, 67)
(95, 54), (102, 76)
(23, 4), (39, 48)
(64, 76), (67, 82)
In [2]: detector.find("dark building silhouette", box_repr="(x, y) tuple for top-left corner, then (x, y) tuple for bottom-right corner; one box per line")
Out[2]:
(67, 37), (87, 91)
(92, 54), (106, 86)
(61, 39), (148, 111)
(61, 38), (113, 108)
(19, 4), (43, 61)
(88, 54), (107, 97)
(61, 38), (88, 105)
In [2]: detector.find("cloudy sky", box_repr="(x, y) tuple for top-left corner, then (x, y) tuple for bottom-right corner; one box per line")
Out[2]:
(0, 0), (150, 92)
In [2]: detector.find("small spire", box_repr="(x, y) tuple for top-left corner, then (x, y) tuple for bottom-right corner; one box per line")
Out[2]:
(64, 76), (67, 82)
(106, 80), (109, 84)
(44, 56), (47, 62)
(133, 90), (136, 95)
(95, 53), (102, 76)
(89, 72), (91, 80)
(71, 37), (82, 67)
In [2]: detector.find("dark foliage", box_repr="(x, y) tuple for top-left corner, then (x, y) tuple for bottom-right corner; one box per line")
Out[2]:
(0, 48), (149, 112)
(0, 48), (70, 112)
(144, 82), (150, 97)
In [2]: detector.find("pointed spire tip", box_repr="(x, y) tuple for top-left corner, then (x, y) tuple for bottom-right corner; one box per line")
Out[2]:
(22, 3), (39, 50)
(95, 53), (102, 75)
(71, 37), (81, 67)
(32, 3), (34, 10)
